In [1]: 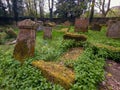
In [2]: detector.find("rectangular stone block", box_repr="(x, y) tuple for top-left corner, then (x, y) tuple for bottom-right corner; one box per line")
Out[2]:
(43, 27), (52, 39)
(74, 18), (89, 32)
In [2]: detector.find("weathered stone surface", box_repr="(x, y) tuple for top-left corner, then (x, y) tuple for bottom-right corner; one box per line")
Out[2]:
(58, 28), (69, 33)
(5, 28), (17, 38)
(89, 23), (102, 31)
(63, 21), (71, 26)
(74, 18), (89, 32)
(63, 32), (87, 41)
(106, 21), (120, 38)
(32, 60), (75, 89)
(44, 21), (56, 27)
(18, 19), (39, 30)
(43, 27), (52, 39)
(13, 19), (38, 63)
(36, 21), (44, 31)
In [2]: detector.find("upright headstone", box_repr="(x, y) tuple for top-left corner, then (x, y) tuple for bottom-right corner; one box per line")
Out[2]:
(43, 27), (52, 39)
(89, 23), (102, 31)
(106, 20), (120, 38)
(74, 18), (89, 32)
(13, 19), (39, 63)
(63, 21), (71, 26)
(36, 21), (44, 31)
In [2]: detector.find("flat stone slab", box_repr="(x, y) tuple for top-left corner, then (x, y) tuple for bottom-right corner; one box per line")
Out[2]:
(32, 60), (75, 89)
(63, 32), (87, 41)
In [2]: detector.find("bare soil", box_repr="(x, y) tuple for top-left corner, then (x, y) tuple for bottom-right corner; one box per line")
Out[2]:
(99, 60), (120, 90)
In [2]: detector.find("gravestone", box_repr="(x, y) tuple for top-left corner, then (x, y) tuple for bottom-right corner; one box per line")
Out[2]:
(89, 23), (102, 31)
(13, 19), (39, 63)
(44, 21), (56, 27)
(74, 18), (89, 32)
(63, 21), (71, 26)
(106, 20), (120, 38)
(43, 27), (52, 39)
(5, 28), (17, 38)
(36, 21), (44, 31)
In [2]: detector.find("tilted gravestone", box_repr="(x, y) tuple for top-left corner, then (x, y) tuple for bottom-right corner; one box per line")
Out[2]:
(13, 19), (39, 63)
(74, 18), (89, 32)
(43, 27), (52, 39)
(106, 20), (120, 38)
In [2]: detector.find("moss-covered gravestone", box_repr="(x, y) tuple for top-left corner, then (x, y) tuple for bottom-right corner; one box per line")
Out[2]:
(13, 19), (39, 63)
(74, 18), (89, 32)
(32, 60), (75, 89)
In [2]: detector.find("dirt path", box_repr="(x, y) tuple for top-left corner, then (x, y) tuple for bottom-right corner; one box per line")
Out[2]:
(99, 60), (120, 90)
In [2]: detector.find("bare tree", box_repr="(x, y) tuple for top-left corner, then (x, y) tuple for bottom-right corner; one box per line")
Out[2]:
(33, 0), (37, 16)
(6, 0), (12, 16)
(39, 0), (44, 18)
(48, 0), (54, 20)
(95, 0), (111, 17)
(89, 0), (95, 23)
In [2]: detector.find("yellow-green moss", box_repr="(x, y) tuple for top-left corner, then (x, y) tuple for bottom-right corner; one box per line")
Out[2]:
(63, 32), (87, 41)
(32, 60), (75, 90)
(93, 43), (120, 52)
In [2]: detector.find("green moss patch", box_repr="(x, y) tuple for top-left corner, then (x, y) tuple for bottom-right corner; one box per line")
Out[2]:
(32, 60), (75, 89)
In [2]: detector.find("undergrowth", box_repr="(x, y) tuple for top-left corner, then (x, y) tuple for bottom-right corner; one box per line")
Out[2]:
(0, 26), (120, 90)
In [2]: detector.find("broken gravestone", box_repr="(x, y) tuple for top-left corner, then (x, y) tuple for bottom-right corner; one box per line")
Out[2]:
(13, 19), (39, 63)
(74, 18), (89, 32)
(43, 27), (52, 39)
(106, 20), (120, 38)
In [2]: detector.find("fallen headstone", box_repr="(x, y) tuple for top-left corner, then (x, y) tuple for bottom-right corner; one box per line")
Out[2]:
(32, 60), (75, 89)
(13, 19), (39, 63)
(74, 18), (89, 32)
(44, 21), (56, 27)
(63, 32), (87, 41)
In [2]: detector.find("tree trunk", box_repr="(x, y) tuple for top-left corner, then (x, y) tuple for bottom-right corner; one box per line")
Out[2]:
(6, 0), (12, 16)
(48, 0), (54, 20)
(39, 0), (44, 18)
(12, 0), (18, 24)
(34, 0), (37, 17)
(89, 0), (95, 23)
